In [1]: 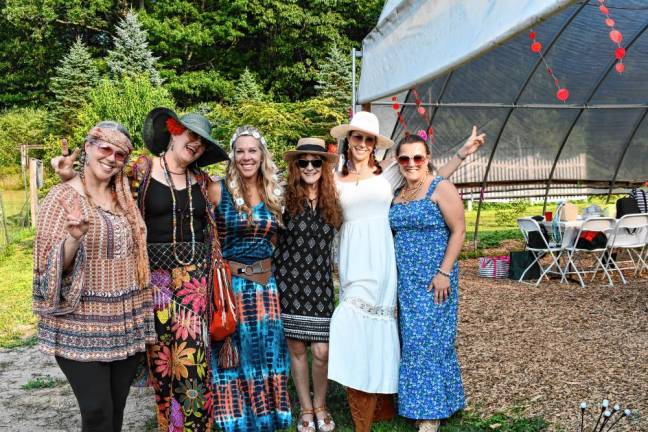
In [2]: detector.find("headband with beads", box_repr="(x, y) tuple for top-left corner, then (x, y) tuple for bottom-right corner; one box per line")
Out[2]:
(229, 125), (267, 149)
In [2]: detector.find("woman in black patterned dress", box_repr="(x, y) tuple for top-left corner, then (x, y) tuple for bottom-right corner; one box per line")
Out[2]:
(273, 138), (342, 432)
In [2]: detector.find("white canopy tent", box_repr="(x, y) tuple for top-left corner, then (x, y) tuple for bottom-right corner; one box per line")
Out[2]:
(355, 0), (648, 239)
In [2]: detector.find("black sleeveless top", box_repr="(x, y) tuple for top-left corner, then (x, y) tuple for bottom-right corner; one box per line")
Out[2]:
(144, 177), (207, 243)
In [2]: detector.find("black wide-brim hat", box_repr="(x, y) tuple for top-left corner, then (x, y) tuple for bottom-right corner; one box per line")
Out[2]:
(143, 107), (229, 167)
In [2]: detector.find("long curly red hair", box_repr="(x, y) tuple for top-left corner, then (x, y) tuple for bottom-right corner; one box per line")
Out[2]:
(285, 157), (342, 229)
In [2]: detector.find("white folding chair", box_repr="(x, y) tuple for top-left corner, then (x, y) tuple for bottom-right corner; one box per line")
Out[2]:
(561, 217), (617, 287)
(604, 214), (648, 283)
(517, 217), (565, 286)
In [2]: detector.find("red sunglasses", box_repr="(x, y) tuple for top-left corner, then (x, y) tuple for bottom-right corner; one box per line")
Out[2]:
(397, 154), (426, 167)
(91, 141), (129, 163)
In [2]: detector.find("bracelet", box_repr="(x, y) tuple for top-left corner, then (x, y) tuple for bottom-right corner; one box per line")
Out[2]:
(437, 269), (452, 278)
(456, 151), (467, 161)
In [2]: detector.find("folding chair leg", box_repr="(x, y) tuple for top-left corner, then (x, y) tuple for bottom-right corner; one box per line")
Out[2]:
(563, 250), (585, 287)
(519, 251), (542, 284)
(594, 252), (615, 286)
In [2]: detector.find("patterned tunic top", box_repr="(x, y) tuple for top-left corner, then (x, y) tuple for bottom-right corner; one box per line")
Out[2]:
(273, 206), (335, 341)
(32, 184), (156, 362)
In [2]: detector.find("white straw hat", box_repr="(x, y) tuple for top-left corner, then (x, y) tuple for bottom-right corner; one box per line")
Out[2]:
(329, 111), (394, 149)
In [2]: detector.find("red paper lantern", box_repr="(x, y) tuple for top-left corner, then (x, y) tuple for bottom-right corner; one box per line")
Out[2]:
(327, 143), (338, 154)
(417, 106), (426, 115)
(556, 88), (570, 102)
(599, 5), (609, 14)
(531, 41), (542, 53)
(615, 47), (626, 59)
(529, 31), (536, 40)
(391, 96), (397, 101)
(392, 103), (400, 110)
(615, 62), (625, 73)
(609, 30), (623, 44)
(605, 18), (615, 27)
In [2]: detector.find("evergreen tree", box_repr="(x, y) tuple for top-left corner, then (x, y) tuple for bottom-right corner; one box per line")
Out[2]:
(106, 10), (161, 85)
(49, 37), (99, 135)
(315, 43), (352, 113)
(233, 68), (266, 103)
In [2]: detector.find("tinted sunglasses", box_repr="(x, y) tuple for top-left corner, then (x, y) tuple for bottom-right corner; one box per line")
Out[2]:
(297, 159), (323, 169)
(91, 141), (129, 163)
(349, 133), (376, 146)
(397, 155), (426, 167)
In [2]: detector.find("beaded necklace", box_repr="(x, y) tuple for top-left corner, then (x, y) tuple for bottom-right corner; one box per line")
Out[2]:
(161, 154), (196, 265)
(399, 172), (428, 202)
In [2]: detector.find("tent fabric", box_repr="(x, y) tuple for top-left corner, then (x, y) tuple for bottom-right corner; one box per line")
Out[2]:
(361, 0), (648, 200)
(358, 0), (575, 103)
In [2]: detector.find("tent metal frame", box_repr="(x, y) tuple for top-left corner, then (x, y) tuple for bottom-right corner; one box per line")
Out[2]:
(469, 3), (586, 246)
(541, 19), (648, 213)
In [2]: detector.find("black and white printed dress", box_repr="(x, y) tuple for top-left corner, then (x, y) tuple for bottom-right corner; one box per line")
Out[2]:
(273, 204), (336, 342)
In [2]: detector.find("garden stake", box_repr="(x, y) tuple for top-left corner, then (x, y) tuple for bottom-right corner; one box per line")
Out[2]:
(592, 399), (608, 432)
(580, 402), (587, 432)
(597, 410), (612, 432)
(605, 409), (631, 432)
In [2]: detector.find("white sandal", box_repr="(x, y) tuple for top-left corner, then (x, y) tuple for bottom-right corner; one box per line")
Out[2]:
(297, 408), (316, 432)
(418, 420), (440, 432)
(315, 406), (336, 432)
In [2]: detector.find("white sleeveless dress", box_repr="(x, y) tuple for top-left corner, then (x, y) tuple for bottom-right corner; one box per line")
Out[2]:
(327, 174), (400, 393)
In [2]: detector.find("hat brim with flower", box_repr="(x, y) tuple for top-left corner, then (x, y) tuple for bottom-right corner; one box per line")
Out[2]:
(143, 107), (229, 167)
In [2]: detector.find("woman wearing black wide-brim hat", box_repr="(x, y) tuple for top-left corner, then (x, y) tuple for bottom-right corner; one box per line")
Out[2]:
(51, 107), (229, 431)
(137, 107), (230, 431)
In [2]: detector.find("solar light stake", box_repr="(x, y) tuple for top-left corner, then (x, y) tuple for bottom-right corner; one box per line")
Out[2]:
(598, 410), (612, 432)
(592, 400), (608, 432)
(580, 402), (587, 432)
(605, 409), (631, 432)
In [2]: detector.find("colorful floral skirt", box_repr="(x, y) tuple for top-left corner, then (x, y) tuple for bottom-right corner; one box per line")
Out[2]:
(211, 274), (292, 432)
(147, 242), (213, 432)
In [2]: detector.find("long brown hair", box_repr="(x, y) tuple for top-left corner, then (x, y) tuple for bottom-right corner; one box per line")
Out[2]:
(285, 157), (342, 229)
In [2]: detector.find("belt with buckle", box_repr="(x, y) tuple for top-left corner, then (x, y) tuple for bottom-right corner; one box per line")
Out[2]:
(227, 258), (272, 286)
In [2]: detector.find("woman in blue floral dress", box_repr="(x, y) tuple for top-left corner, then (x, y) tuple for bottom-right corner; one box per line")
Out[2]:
(389, 130), (483, 432)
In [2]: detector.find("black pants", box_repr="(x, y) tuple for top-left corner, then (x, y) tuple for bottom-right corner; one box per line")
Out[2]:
(55, 354), (140, 432)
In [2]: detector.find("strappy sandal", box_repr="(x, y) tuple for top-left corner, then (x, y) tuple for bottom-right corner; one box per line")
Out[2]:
(418, 420), (440, 432)
(297, 408), (316, 432)
(314, 406), (336, 432)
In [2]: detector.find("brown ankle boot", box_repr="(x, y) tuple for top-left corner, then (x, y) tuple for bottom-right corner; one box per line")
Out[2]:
(346, 387), (377, 432)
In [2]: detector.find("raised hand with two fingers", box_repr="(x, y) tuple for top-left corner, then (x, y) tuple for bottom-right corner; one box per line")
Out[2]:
(51, 137), (81, 181)
(458, 126), (486, 159)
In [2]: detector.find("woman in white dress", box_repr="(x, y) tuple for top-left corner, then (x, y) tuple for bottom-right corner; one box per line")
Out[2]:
(327, 111), (482, 431)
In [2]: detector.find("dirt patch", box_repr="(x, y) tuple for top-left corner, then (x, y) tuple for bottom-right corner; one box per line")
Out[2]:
(457, 259), (648, 431)
(0, 346), (155, 431)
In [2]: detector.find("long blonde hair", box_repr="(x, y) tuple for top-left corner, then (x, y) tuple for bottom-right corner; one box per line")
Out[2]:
(226, 126), (283, 225)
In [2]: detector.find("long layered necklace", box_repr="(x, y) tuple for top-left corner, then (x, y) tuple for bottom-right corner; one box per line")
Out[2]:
(161, 154), (196, 265)
(399, 172), (428, 202)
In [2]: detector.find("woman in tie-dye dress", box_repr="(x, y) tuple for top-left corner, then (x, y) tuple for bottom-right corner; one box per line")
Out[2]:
(209, 126), (291, 431)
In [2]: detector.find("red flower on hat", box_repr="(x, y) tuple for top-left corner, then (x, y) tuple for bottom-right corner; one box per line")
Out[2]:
(166, 117), (186, 136)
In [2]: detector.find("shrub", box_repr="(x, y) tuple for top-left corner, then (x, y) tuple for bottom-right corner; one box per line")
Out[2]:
(0, 108), (49, 166)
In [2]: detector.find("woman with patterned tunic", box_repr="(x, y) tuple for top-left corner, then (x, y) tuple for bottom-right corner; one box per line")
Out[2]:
(389, 132), (482, 432)
(273, 138), (342, 432)
(53, 108), (229, 431)
(34, 121), (155, 431)
(208, 126), (291, 431)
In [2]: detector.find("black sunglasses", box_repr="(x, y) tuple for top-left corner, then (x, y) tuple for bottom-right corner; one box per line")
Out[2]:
(297, 159), (323, 169)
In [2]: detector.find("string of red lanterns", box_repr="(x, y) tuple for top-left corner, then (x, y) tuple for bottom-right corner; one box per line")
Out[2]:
(597, 0), (625, 73)
(529, 29), (570, 102)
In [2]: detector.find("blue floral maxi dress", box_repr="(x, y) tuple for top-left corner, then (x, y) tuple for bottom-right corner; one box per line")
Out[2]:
(210, 181), (292, 431)
(388, 176), (465, 420)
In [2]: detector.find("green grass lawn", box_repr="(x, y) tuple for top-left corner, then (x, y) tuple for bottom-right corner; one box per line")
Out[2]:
(0, 228), (37, 347)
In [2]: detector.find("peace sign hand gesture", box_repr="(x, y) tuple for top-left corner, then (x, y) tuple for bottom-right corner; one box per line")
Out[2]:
(458, 126), (486, 159)
(58, 193), (89, 241)
(51, 137), (80, 181)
